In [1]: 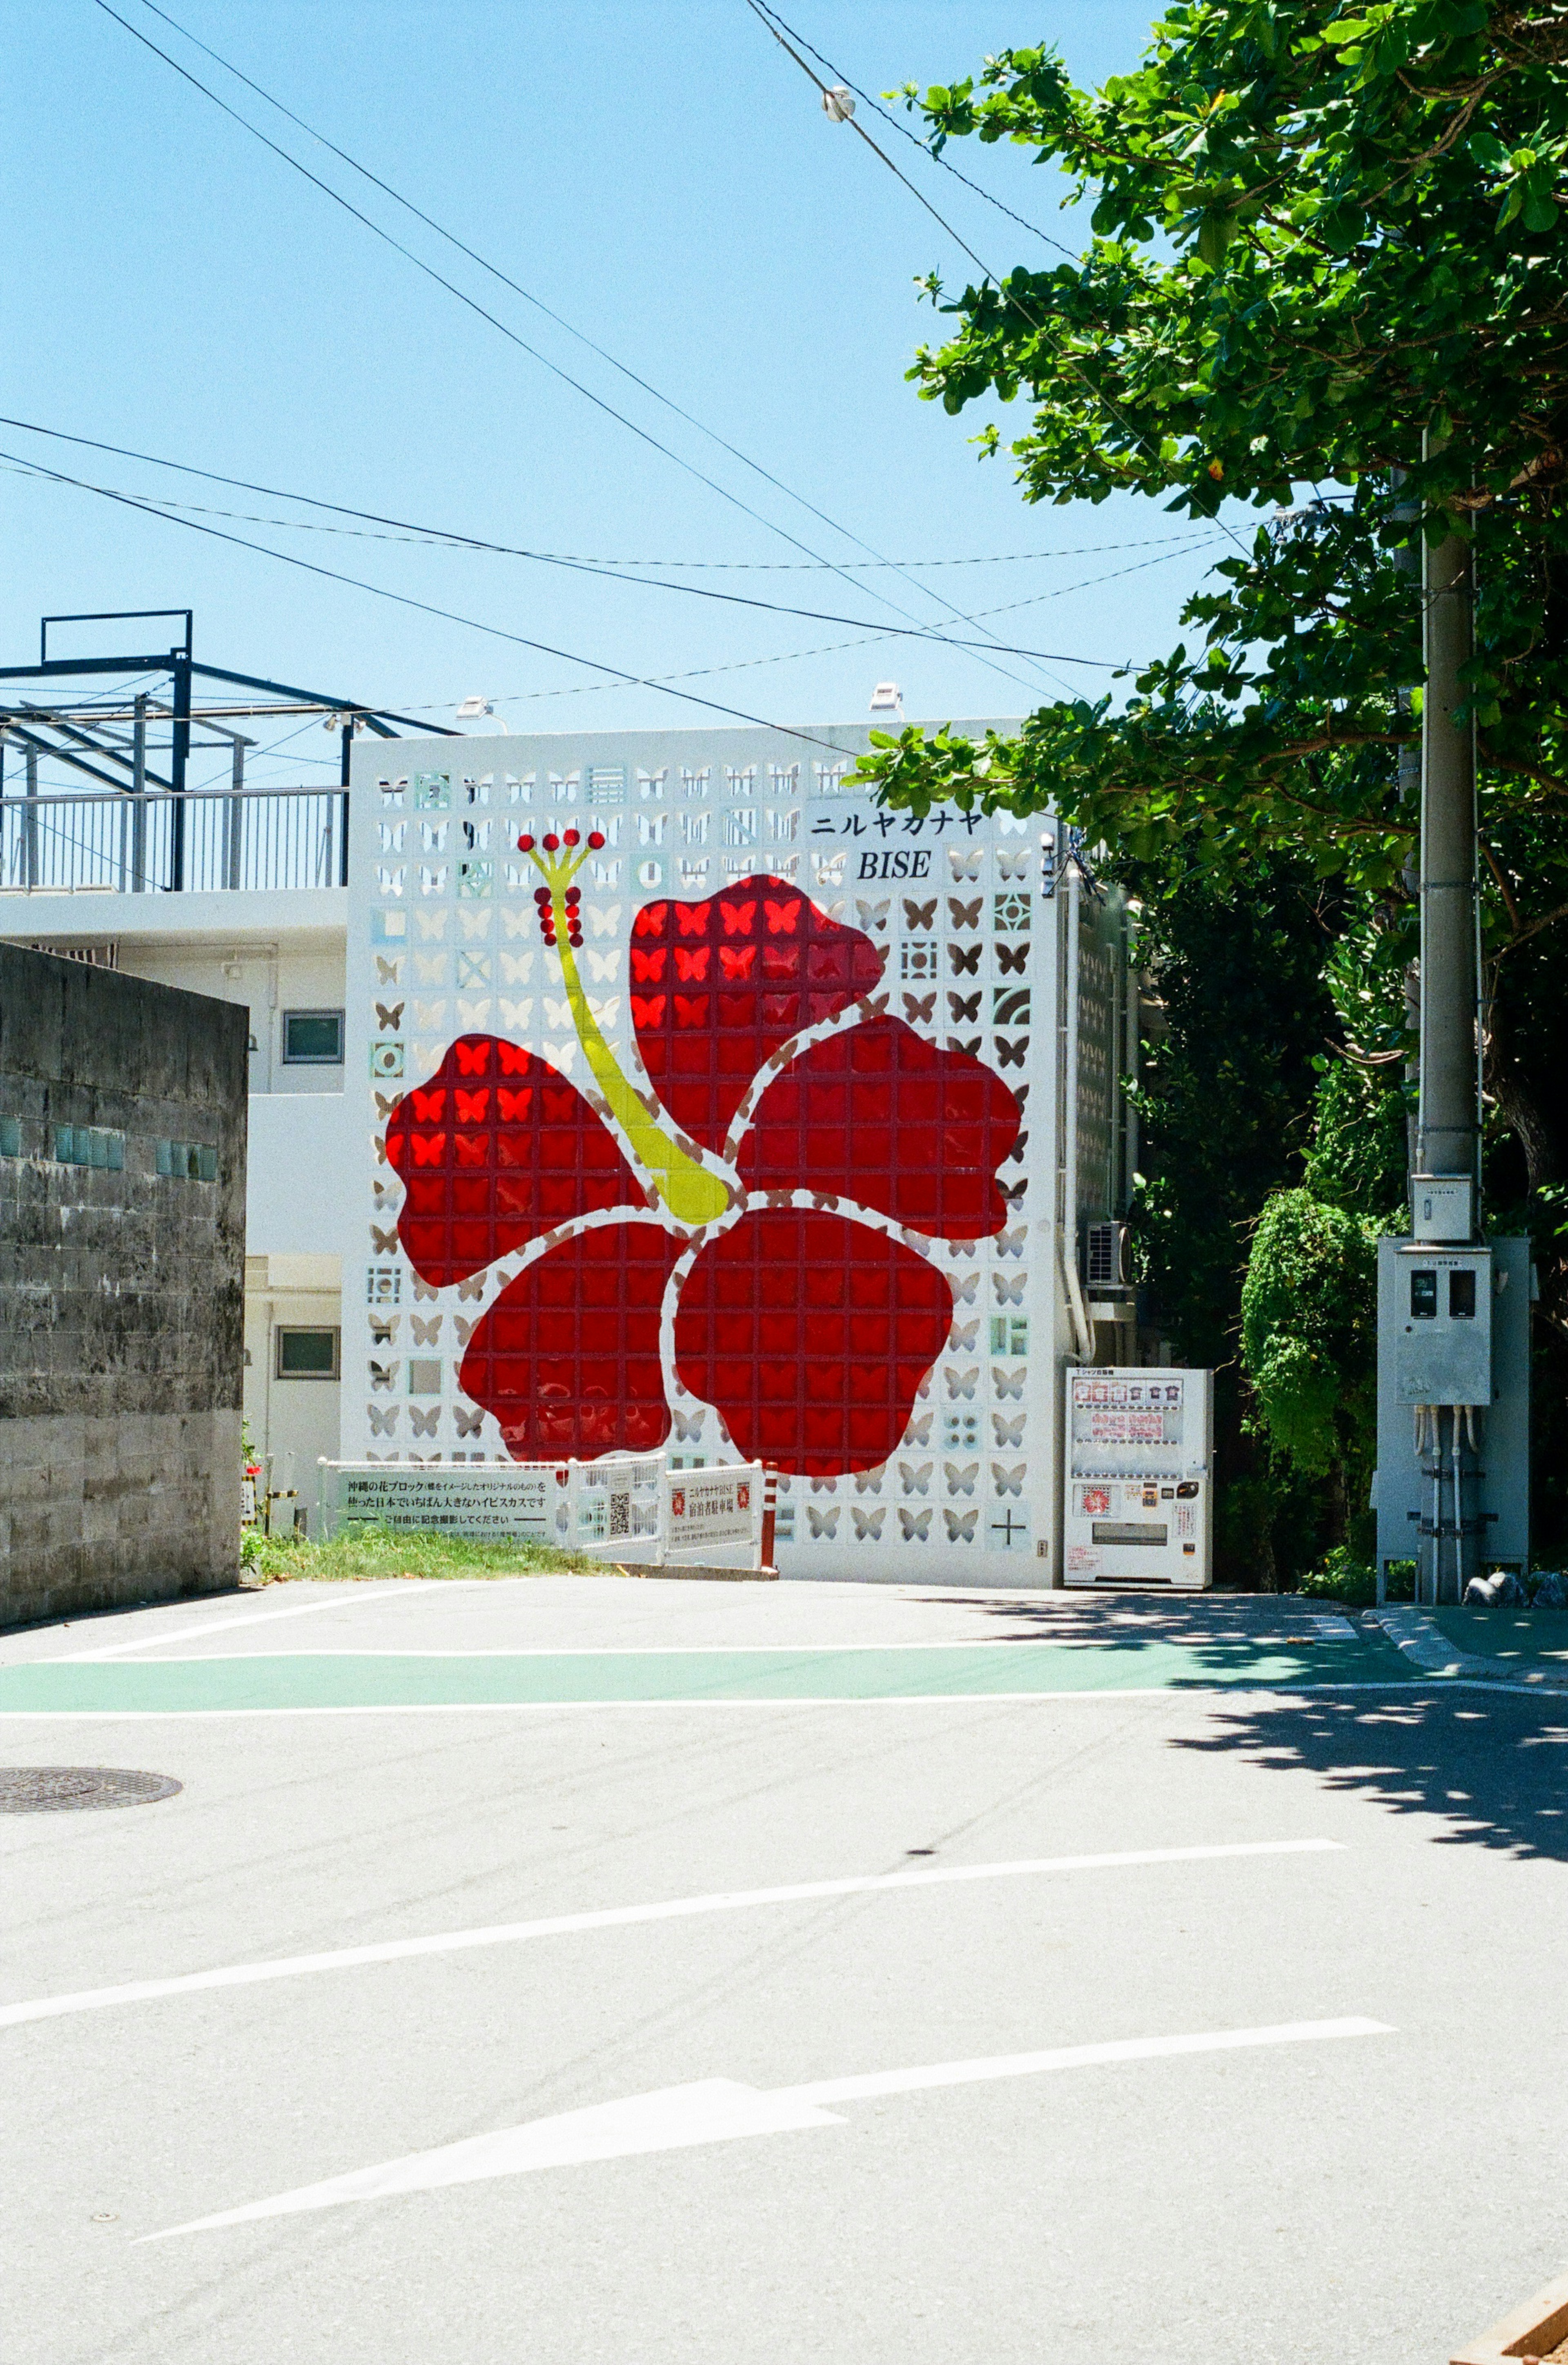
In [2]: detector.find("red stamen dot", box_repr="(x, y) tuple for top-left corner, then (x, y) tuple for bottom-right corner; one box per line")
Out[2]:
(563, 828), (580, 847)
(517, 833), (534, 851)
(564, 888), (580, 907)
(534, 887), (551, 905)
(542, 833), (560, 852)
(587, 831), (606, 849)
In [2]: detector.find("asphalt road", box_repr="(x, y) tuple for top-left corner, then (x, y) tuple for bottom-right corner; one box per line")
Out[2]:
(3, 1576), (1566, 2365)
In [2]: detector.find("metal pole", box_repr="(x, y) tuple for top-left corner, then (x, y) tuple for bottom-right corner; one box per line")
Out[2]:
(339, 715), (352, 888)
(24, 745), (38, 888)
(131, 693), (147, 893)
(225, 734), (244, 890)
(1416, 436), (1480, 1213)
(1391, 473), (1422, 1179)
(170, 651), (192, 891)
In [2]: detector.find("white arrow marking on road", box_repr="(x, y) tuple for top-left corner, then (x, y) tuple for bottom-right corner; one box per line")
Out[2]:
(140, 2016), (1392, 2240)
(1, 1840), (1342, 2032)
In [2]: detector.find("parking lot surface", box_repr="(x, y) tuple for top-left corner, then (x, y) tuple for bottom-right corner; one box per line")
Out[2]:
(3, 1576), (1565, 2364)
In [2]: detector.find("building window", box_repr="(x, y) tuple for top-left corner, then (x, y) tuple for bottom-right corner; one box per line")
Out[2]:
(281, 1009), (344, 1065)
(0, 1115), (19, 1157)
(275, 1326), (341, 1380)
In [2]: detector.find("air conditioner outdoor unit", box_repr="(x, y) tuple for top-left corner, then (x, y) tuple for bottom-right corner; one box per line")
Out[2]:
(1085, 1220), (1129, 1292)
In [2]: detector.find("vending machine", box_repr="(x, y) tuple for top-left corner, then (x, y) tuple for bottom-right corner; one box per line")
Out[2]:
(1062, 1367), (1213, 1589)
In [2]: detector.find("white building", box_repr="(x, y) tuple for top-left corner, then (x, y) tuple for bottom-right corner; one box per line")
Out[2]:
(2, 712), (1140, 1580)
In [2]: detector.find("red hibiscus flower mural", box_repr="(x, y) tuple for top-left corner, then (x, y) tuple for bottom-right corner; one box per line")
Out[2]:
(386, 853), (1019, 1476)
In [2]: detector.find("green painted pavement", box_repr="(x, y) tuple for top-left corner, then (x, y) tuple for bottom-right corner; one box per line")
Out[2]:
(0, 1632), (1416, 1713)
(1425, 1605), (1568, 1667)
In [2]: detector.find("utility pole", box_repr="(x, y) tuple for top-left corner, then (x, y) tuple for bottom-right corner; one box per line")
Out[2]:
(1415, 447), (1480, 1216)
(1374, 432), (1530, 1605)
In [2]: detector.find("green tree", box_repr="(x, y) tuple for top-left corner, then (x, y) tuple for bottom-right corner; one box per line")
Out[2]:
(851, 0), (1568, 1233)
(1127, 850), (1342, 1583)
(1240, 1190), (1381, 1545)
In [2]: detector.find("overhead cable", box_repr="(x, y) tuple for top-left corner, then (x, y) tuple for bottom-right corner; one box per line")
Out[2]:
(0, 417), (1198, 570)
(0, 440), (1125, 667)
(741, 0), (1256, 573)
(0, 444), (865, 753)
(748, 0), (1079, 261)
(428, 535), (1223, 713)
(90, 0), (1055, 696)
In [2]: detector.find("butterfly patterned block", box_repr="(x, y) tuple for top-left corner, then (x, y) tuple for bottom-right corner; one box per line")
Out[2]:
(347, 745), (1131, 1586)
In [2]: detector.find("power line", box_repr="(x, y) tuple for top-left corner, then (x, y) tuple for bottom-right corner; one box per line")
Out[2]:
(0, 416), (1200, 569)
(434, 535), (1221, 714)
(89, 0), (1056, 700)
(0, 437), (1127, 668)
(741, 0), (1257, 575)
(748, 0), (1079, 262)
(0, 444), (872, 753)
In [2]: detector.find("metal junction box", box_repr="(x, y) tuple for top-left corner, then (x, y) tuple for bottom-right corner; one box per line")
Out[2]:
(1062, 1367), (1212, 1589)
(1374, 1235), (1531, 1588)
(1391, 1244), (1492, 1407)
(1410, 1175), (1475, 1244)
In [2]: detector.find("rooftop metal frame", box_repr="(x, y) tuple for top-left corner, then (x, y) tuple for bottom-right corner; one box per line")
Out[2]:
(0, 609), (453, 889)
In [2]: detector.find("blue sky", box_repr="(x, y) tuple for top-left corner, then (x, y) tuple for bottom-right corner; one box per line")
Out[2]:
(0, 2), (1226, 785)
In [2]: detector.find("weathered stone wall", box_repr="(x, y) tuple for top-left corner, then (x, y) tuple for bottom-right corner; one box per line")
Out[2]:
(0, 947), (248, 1627)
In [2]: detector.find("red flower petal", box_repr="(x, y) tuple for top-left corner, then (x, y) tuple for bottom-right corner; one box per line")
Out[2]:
(461, 1221), (685, 1458)
(673, 1208), (953, 1475)
(631, 877), (884, 1152)
(387, 1035), (639, 1286)
(736, 1015), (1020, 1240)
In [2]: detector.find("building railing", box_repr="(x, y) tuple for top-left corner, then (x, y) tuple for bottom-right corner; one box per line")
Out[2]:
(0, 784), (348, 896)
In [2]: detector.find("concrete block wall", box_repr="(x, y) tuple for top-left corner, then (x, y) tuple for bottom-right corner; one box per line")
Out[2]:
(0, 947), (248, 1626)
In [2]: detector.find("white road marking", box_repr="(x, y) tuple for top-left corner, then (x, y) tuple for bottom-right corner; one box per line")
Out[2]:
(140, 2017), (1392, 2238)
(48, 1589), (404, 1662)
(59, 1638), (1098, 1661)
(0, 1839), (1341, 2032)
(0, 1676), (1437, 1720)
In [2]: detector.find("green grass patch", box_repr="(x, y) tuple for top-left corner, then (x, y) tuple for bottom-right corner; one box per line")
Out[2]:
(241, 1520), (600, 1585)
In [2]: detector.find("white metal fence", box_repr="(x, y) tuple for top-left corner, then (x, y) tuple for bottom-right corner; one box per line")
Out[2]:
(0, 784), (346, 896)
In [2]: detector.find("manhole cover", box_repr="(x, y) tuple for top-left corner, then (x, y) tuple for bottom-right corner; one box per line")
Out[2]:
(0, 1767), (183, 1814)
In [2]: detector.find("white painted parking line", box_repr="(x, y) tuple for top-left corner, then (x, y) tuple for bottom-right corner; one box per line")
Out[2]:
(69, 1638), (1098, 1661)
(47, 1589), (404, 1662)
(142, 2017), (1393, 2238)
(0, 1676), (1437, 1719)
(0, 1839), (1341, 2031)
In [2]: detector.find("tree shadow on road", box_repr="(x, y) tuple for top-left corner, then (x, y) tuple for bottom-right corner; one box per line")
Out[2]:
(912, 1589), (1400, 1686)
(1169, 1688), (1568, 1861)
